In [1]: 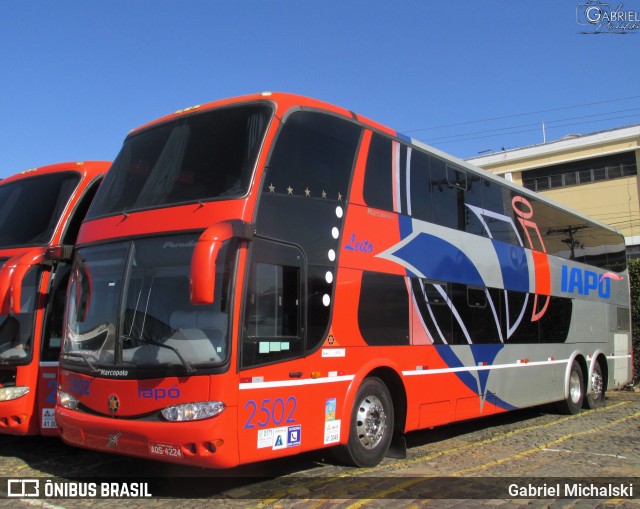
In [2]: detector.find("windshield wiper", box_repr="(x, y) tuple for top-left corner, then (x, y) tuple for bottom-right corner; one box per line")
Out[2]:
(125, 335), (196, 375)
(60, 351), (100, 374)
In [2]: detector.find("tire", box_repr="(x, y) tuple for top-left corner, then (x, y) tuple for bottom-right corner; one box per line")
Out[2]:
(556, 360), (584, 415)
(583, 361), (605, 409)
(334, 377), (394, 467)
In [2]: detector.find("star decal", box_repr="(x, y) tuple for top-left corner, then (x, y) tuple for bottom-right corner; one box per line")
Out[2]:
(337, 192), (342, 201)
(304, 187), (311, 197)
(287, 186), (294, 195)
(321, 190), (327, 199)
(268, 183), (276, 193)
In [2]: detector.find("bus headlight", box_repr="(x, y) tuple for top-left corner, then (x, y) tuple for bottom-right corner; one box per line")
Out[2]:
(161, 401), (225, 422)
(57, 390), (79, 410)
(0, 386), (29, 401)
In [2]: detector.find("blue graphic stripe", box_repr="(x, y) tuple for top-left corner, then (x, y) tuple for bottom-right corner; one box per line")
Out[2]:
(491, 240), (529, 292)
(395, 232), (484, 286)
(436, 344), (517, 412)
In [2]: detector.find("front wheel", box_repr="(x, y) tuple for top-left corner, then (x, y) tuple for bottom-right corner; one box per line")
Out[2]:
(584, 361), (605, 409)
(334, 377), (394, 467)
(556, 360), (584, 415)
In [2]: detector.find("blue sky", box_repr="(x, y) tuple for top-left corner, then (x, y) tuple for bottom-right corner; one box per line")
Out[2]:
(0, 0), (638, 178)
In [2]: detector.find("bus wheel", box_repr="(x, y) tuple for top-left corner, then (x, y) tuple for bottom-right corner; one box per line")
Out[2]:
(556, 360), (584, 415)
(584, 361), (605, 409)
(337, 377), (394, 467)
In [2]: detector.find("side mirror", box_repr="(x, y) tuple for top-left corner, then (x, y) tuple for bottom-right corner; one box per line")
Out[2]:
(0, 259), (15, 314)
(190, 220), (253, 305)
(10, 248), (47, 314)
(0, 245), (73, 315)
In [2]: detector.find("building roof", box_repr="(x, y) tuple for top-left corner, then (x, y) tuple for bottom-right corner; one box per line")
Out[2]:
(466, 123), (640, 169)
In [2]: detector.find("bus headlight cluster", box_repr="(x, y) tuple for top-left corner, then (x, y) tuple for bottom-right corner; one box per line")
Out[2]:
(0, 386), (29, 401)
(161, 401), (225, 422)
(57, 390), (79, 409)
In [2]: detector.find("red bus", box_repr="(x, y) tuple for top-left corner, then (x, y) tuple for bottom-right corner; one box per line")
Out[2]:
(0, 161), (108, 435)
(55, 93), (631, 468)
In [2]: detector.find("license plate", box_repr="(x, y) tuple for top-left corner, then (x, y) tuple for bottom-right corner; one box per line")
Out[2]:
(148, 442), (183, 459)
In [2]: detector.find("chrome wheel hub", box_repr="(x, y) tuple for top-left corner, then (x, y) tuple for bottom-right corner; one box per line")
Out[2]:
(569, 370), (582, 403)
(355, 395), (387, 449)
(590, 370), (603, 401)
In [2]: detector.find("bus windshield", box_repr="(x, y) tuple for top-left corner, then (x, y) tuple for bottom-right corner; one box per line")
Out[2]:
(63, 234), (233, 376)
(0, 172), (80, 248)
(87, 104), (272, 218)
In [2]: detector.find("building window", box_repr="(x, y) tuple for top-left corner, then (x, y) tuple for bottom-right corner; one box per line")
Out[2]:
(521, 152), (637, 192)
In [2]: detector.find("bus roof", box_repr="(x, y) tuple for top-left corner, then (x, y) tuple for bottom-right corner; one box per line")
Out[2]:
(126, 92), (621, 236)
(0, 161), (110, 186)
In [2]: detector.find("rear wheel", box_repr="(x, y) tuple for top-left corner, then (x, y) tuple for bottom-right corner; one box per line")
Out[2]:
(584, 361), (605, 409)
(335, 377), (394, 467)
(556, 360), (584, 415)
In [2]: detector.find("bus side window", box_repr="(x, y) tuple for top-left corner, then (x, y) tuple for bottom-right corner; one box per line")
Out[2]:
(408, 150), (433, 223)
(241, 240), (305, 369)
(430, 156), (460, 231)
(481, 179), (520, 245)
(363, 133), (394, 212)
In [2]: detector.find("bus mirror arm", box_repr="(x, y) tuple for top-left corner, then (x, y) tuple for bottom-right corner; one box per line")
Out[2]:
(10, 248), (48, 315)
(190, 220), (254, 305)
(9, 245), (74, 314)
(44, 244), (75, 262)
(0, 263), (13, 315)
(0, 244), (75, 314)
(0, 248), (49, 315)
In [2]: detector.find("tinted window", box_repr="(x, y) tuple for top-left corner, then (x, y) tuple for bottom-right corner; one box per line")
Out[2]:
(411, 278), (453, 344)
(242, 239), (305, 368)
(447, 165), (467, 190)
(463, 171), (484, 236)
(267, 111), (359, 202)
(257, 111), (361, 350)
(0, 172), (80, 248)
(363, 133), (626, 273)
(363, 133), (393, 211)
(358, 272), (409, 346)
(431, 156), (461, 230)
(408, 150), (433, 222)
(88, 104), (271, 217)
(513, 195), (625, 271)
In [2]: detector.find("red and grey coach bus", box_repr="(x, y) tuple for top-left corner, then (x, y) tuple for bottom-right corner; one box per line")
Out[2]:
(0, 161), (107, 435)
(55, 93), (631, 468)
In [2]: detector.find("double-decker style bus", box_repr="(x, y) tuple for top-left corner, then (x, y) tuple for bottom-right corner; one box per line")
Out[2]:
(0, 161), (108, 435)
(55, 93), (631, 468)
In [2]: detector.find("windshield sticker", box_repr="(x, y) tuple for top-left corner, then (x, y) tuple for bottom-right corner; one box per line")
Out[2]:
(259, 342), (291, 354)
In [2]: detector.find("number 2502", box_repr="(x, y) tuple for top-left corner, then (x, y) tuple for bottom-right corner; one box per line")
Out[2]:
(243, 397), (296, 429)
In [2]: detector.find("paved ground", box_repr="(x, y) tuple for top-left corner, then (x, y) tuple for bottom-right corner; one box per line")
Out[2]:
(1, 390), (639, 508)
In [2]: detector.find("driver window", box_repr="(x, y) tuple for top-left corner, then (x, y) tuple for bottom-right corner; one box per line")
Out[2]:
(242, 239), (305, 368)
